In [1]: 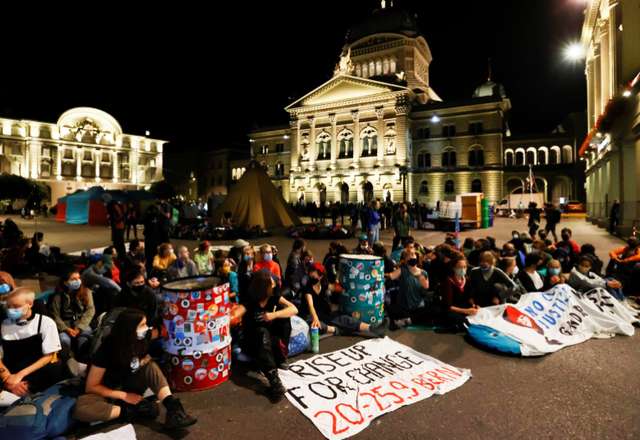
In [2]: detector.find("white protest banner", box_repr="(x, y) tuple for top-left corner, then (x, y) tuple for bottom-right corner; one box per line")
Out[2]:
(280, 337), (471, 440)
(468, 284), (638, 356)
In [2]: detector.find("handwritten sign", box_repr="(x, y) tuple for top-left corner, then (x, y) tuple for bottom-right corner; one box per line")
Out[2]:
(280, 338), (471, 440)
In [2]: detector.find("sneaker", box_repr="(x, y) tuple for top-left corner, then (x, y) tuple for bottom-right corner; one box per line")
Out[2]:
(368, 319), (387, 338)
(163, 396), (197, 430)
(266, 369), (286, 403)
(277, 361), (290, 370)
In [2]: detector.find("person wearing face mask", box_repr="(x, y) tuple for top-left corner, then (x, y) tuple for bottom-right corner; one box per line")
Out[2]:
(167, 246), (199, 280)
(0, 271), (17, 320)
(117, 270), (162, 334)
(517, 253), (544, 293)
(49, 270), (95, 360)
(218, 258), (239, 302)
(439, 256), (478, 331)
(569, 257), (623, 298)
(301, 263), (385, 338)
(122, 239), (146, 281)
(467, 251), (513, 306)
(253, 244), (282, 284)
(0, 288), (64, 401)
(82, 255), (122, 316)
(241, 270), (297, 402)
(353, 233), (374, 255)
(387, 249), (430, 328)
(152, 243), (177, 273)
(74, 309), (197, 429)
(544, 259), (565, 289)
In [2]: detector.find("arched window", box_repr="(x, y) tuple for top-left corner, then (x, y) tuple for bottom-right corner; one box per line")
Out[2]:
(390, 58), (397, 73)
(360, 126), (378, 157)
(375, 59), (382, 76)
(362, 63), (368, 77)
(562, 145), (573, 164)
(442, 149), (456, 168)
(471, 178), (482, 192)
(505, 149), (514, 166)
(419, 180), (428, 194)
(369, 60), (375, 77)
(526, 148), (537, 165)
(417, 151), (431, 169)
(445, 179), (455, 194)
(355, 64), (362, 77)
(550, 146), (560, 164)
(275, 162), (285, 177)
(316, 131), (331, 160)
(468, 146), (484, 167)
(383, 58), (390, 75)
(538, 148), (548, 165)
(337, 129), (354, 158)
(515, 150), (525, 166)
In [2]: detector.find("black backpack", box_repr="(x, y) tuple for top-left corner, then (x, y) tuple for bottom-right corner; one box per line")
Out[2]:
(87, 307), (128, 358)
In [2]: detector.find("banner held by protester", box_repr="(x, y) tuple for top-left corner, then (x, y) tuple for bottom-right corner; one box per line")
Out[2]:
(280, 337), (471, 440)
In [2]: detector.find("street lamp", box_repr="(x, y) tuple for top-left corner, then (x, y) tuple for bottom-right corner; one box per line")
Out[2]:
(564, 42), (585, 62)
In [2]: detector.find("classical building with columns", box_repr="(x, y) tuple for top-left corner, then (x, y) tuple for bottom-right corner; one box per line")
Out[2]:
(0, 107), (165, 204)
(241, 5), (514, 207)
(579, 0), (640, 235)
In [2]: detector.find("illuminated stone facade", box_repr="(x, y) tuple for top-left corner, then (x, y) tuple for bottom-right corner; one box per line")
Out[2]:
(0, 107), (165, 203)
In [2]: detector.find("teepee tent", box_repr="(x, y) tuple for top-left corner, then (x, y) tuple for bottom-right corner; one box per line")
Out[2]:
(211, 162), (301, 229)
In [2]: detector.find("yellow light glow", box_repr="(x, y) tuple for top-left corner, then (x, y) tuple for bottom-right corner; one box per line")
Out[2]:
(564, 42), (585, 61)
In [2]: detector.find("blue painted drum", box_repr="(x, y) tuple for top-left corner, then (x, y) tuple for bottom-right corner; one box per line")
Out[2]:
(338, 254), (385, 324)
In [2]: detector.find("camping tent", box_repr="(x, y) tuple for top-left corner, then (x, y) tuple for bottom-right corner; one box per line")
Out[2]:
(55, 194), (68, 222)
(65, 187), (109, 225)
(211, 162), (301, 229)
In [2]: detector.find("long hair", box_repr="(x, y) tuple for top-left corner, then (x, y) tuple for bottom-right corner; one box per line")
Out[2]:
(110, 309), (148, 370)
(248, 269), (274, 304)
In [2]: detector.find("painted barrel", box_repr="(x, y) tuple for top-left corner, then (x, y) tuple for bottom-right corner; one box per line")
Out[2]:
(162, 276), (232, 391)
(338, 254), (385, 325)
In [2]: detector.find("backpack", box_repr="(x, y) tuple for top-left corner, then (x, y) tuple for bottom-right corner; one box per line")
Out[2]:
(553, 245), (574, 273)
(0, 383), (77, 440)
(88, 306), (128, 358)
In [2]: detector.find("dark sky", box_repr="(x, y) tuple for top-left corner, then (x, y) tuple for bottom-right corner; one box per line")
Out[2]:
(0, 0), (586, 154)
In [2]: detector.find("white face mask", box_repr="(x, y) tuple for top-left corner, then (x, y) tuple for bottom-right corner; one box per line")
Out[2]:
(512, 265), (519, 276)
(136, 326), (150, 340)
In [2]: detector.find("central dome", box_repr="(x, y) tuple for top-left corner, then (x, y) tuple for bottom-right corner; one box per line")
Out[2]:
(346, 6), (420, 44)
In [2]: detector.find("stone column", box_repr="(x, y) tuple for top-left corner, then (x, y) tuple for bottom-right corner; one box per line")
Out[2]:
(290, 118), (300, 172)
(131, 147), (139, 185)
(375, 107), (385, 166)
(585, 62), (593, 128)
(593, 44), (601, 120)
(113, 150), (119, 181)
(76, 147), (82, 180)
(329, 113), (337, 170)
(95, 149), (101, 179)
(155, 152), (163, 181)
(395, 96), (410, 167)
(29, 141), (41, 178)
(351, 110), (360, 169)
(308, 116), (316, 171)
(56, 146), (62, 177)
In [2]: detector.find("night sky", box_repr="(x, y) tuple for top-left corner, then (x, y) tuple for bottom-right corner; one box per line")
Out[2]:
(0, 1), (586, 156)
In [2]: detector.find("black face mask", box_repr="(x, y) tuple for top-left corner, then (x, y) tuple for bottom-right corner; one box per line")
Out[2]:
(131, 284), (145, 293)
(407, 258), (418, 267)
(561, 235), (570, 242)
(308, 277), (320, 286)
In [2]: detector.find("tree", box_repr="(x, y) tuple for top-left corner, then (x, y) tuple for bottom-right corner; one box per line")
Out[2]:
(150, 180), (177, 200)
(0, 174), (47, 203)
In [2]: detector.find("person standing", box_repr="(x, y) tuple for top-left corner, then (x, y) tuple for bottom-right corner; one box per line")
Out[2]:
(527, 202), (541, 238)
(107, 200), (126, 259)
(125, 202), (139, 241)
(544, 203), (560, 242)
(367, 200), (381, 246)
(393, 203), (411, 251)
(609, 199), (621, 234)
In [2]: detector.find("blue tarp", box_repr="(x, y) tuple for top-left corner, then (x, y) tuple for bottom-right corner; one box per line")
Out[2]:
(65, 187), (105, 225)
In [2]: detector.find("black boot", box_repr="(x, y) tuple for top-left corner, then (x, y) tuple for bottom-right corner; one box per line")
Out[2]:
(163, 395), (197, 430)
(265, 369), (286, 403)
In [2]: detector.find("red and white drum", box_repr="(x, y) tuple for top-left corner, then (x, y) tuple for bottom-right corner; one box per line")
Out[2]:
(162, 276), (232, 391)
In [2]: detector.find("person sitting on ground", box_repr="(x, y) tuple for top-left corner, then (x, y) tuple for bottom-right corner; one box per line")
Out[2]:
(73, 309), (197, 429)
(531, 240), (553, 267)
(391, 236), (415, 263)
(193, 240), (214, 275)
(238, 245), (255, 301)
(240, 270), (297, 402)
(554, 228), (580, 273)
(122, 239), (146, 281)
(1, 238), (32, 277)
(117, 269), (162, 334)
(218, 258), (239, 302)
(352, 233), (373, 255)
(253, 244), (282, 284)
(517, 254), (545, 293)
(49, 270), (95, 360)
(301, 263), (385, 338)
(0, 288), (64, 400)
(322, 241), (342, 284)
(579, 243), (604, 276)
(0, 271), (17, 318)
(103, 246), (121, 285)
(440, 255), (478, 331)
(461, 238), (475, 258)
(284, 238), (306, 297)
(569, 256), (623, 299)
(26, 232), (50, 273)
(228, 239), (249, 267)
(167, 246), (199, 280)
(544, 259), (565, 289)
(387, 249), (430, 329)
(373, 241), (396, 274)
(467, 238), (492, 268)
(608, 237), (640, 287)
(152, 243), (176, 273)
(82, 255), (122, 314)
(467, 251), (514, 306)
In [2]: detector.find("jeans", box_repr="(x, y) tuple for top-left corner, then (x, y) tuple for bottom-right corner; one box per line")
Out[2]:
(368, 223), (380, 246)
(59, 328), (93, 359)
